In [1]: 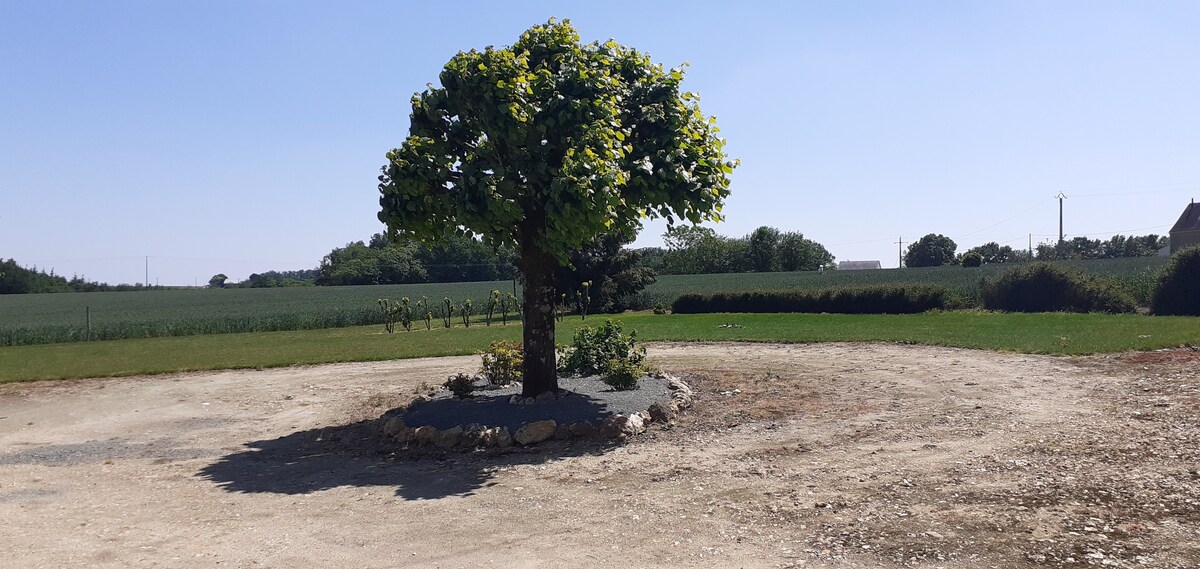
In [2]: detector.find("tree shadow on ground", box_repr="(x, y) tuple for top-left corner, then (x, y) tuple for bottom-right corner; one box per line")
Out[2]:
(196, 394), (620, 501)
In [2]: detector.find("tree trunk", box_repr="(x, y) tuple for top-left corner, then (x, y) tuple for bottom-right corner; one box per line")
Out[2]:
(520, 243), (559, 397)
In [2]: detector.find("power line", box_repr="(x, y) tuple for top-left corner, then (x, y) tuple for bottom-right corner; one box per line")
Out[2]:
(824, 236), (897, 247)
(1068, 182), (1199, 198)
(1031, 223), (1172, 239)
(953, 200), (1045, 240)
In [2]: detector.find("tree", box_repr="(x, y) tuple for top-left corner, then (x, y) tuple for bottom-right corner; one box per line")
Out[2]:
(661, 225), (748, 274)
(904, 234), (957, 267)
(378, 20), (735, 396)
(410, 234), (518, 282)
(1, 259), (71, 294)
(962, 242), (1016, 264)
(777, 231), (834, 271)
(657, 225), (833, 274)
(556, 232), (657, 313)
(316, 241), (426, 286)
(208, 274), (228, 288)
(747, 226), (781, 272)
(1038, 234), (1166, 261)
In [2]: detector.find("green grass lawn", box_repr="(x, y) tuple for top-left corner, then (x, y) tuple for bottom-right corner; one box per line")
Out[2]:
(2, 311), (1196, 383)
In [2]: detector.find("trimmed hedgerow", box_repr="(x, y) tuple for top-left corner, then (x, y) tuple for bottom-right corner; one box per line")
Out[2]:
(1151, 246), (1200, 316)
(671, 285), (952, 315)
(980, 262), (1134, 314)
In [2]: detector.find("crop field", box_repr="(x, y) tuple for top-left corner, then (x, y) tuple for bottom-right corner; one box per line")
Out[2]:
(630, 256), (1168, 309)
(0, 280), (518, 346)
(0, 257), (1169, 346)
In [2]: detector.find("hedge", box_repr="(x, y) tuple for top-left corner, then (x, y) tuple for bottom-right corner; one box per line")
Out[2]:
(671, 285), (951, 314)
(980, 262), (1135, 314)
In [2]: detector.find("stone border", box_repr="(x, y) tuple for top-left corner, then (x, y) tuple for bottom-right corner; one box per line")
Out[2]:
(379, 374), (694, 449)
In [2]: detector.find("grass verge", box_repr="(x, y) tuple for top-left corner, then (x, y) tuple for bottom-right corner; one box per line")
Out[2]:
(2, 311), (1196, 383)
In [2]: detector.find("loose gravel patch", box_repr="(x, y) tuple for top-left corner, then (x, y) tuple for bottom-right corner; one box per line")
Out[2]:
(2, 344), (1199, 568)
(395, 375), (670, 432)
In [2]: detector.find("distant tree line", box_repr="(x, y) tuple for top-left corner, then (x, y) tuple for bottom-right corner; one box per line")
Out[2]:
(1035, 234), (1167, 261)
(208, 269), (320, 289)
(309, 233), (520, 286)
(901, 233), (1168, 268)
(636, 225), (835, 275)
(308, 232), (656, 314)
(0, 259), (159, 294)
(0, 259), (69, 294)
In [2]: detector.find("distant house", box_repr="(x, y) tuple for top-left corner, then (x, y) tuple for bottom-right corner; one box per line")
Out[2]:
(1169, 200), (1200, 253)
(838, 260), (882, 270)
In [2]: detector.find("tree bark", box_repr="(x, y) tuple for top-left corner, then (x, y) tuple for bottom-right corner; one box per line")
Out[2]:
(519, 237), (559, 397)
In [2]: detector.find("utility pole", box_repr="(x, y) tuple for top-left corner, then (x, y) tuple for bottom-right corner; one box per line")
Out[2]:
(1055, 192), (1067, 244)
(145, 256), (149, 288)
(1028, 233), (1033, 261)
(895, 235), (906, 268)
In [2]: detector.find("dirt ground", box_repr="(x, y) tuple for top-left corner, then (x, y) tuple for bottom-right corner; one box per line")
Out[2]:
(2, 342), (1198, 568)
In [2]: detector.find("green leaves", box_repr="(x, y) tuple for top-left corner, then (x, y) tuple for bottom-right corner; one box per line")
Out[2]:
(378, 18), (736, 265)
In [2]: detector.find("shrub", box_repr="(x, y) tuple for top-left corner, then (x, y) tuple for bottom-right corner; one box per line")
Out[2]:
(377, 299), (398, 333)
(961, 251), (983, 268)
(480, 340), (523, 385)
(671, 285), (950, 314)
(980, 262), (1135, 313)
(485, 290), (500, 326)
(417, 296), (432, 330)
(443, 372), (476, 399)
(559, 319), (646, 377)
(1151, 246), (1200, 315)
(601, 358), (643, 391)
(652, 303), (668, 315)
(441, 297), (455, 328)
(460, 299), (473, 327)
(399, 296), (413, 332)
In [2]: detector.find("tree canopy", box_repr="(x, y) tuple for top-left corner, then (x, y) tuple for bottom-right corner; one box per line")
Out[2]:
(655, 225), (834, 274)
(961, 242), (1020, 264)
(904, 234), (958, 267)
(378, 19), (734, 258)
(377, 19), (735, 396)
(555, 232), (657, 314)
(315, 235), (516, 286)
(1036, 234), (1167, 260)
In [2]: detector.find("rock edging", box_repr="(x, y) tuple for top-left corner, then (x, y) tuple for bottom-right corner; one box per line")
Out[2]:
(379, 373), (694, 450)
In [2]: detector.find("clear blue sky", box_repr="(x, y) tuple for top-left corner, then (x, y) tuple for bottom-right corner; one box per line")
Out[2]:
(3, 1), (1199, 284)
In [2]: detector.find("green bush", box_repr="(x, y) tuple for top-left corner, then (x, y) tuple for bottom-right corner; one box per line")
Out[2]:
(443, 372), (476, 399)
(558, 320), (646, 377)
(671, 285), (951, 314)
(480, 340), (523, 385)
(601, 358), (643, 391)
(980, 262), (1135, 313)
(961, 252), (983, 268)
(1151, 246), (1200, 315)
